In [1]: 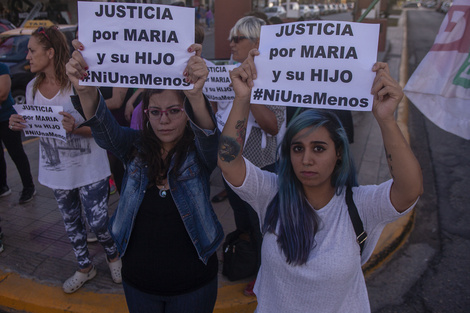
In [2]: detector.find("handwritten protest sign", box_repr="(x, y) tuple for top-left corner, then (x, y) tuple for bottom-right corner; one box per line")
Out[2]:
(13, 104), (66, 142)
(78, 2), (195, 90)
(203, 60), (237, 101)
(252, 21), (379, 111)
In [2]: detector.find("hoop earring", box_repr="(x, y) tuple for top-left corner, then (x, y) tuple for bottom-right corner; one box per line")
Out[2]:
(146, 121), (150, 129)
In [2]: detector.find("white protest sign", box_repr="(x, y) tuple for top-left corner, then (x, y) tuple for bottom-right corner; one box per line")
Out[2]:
(78, 2), (195, 90)
(252, 21), (379, 111)
(13, 104), (66, 142)
(203, 60), (237, 101)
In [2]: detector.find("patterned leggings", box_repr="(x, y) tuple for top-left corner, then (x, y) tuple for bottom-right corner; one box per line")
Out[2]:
(54, 178), (118, 269)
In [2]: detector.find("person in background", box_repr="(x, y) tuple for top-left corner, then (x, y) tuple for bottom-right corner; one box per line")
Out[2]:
(198, 5), (206, 25)
(210, 11), (269, 205)
(66, 37), (223, 312)
(195, 4), (200, 22)
(218, 49), (423, 312)
(125, 88), (144, 127)
(214, 16), (286, 295)
(205, 6), (213, 28)
(9, 26), (121, 293)
(0, 62), (35, 203)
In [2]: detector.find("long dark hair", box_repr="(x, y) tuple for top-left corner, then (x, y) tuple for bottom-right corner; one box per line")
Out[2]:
(138, 89), (194, 184)
(263, 109), (358, 266)
(31, 26), (70, 98)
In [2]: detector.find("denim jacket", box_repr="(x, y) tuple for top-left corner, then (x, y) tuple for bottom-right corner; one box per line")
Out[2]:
(78, 93), (223, 264)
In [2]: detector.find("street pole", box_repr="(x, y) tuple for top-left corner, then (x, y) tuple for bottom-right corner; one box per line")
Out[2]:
(357, 0), (381, 22)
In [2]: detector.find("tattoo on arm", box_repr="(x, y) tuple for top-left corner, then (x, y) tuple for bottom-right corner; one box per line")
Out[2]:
(219, 118), (246, 163)
(219, 135), (241, 163)
(235, 119), (246, 145)
(385, 148), (395, 179)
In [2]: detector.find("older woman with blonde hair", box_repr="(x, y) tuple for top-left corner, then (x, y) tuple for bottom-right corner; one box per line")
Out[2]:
(214, 15), (286, 295)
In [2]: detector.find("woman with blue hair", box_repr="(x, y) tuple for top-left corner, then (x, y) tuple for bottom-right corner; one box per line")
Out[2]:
(218, 49), (423, 312)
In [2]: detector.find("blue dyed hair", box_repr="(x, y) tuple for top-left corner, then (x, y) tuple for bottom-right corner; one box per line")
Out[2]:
(263, 109), (358, 265)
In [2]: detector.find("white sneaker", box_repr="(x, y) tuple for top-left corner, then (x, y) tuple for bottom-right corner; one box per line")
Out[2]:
(107, 258), (122, 284)
(63, 266), (97, 293)
(0, 186), (11, 198)
(86, 231), (98, 243)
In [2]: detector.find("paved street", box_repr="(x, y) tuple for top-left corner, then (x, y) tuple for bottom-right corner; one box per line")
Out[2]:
(366, 8), (470, 312)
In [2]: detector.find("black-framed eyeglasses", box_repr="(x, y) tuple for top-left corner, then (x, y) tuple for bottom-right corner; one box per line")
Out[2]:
(230, 36), (251, 44)
(37, 26), (51, 41)
(144, 107), (185, 120)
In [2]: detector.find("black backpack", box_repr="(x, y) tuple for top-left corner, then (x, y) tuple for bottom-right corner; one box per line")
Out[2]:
(222, 229), (258, 281)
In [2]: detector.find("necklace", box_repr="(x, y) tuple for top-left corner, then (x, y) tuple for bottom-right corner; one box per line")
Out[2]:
(156, 182), (169, 198)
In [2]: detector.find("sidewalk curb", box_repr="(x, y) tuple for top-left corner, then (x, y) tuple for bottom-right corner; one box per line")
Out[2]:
(363, 9), (414, 277)
(0, 270), (127, 313)
(0, 268), (257, 313)
(214, 284), (258, 313)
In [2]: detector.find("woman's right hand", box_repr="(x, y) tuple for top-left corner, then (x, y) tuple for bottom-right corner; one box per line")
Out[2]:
(183, 44), (209, 98)
(66, 39), (92, 93)
(65, 40), (100, 120)
(230, 48), (259, 101)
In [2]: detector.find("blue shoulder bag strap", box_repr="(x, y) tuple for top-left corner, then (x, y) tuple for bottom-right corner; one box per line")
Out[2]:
(346, 185), (368, 255)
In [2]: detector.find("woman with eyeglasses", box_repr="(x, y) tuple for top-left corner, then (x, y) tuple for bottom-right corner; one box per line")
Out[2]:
(214, 15), (286, 294)
(66, 39), (223, 312)
(8, 26), (122, 293)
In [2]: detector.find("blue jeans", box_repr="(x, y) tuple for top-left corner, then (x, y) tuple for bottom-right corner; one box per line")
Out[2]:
(123, 276), (218, 313)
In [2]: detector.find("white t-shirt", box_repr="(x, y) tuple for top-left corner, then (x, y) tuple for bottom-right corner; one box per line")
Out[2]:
(26, 79), (110, 190)
(226, 159), (416, 313)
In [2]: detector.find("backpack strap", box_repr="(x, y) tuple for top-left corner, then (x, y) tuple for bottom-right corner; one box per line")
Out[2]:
(346, 185), (367, 255)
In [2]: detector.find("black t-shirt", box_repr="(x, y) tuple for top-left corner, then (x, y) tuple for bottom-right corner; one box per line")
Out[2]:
(121, 184), (218, 296)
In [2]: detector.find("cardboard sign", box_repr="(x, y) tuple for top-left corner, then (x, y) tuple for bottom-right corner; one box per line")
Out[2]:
(252, 21), (379, 111)
(78, 2), (195, 90)
(203, 61), (237, 101)
(13, 104), (66, 142)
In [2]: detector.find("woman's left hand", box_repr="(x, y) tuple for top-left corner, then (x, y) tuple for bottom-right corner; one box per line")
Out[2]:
(183, 44), (208, 97)
(8, 114), (27, 131)
(371, 62), (404, 123)
(59, 111), (76, 133)
(230, 48), (259, 101)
